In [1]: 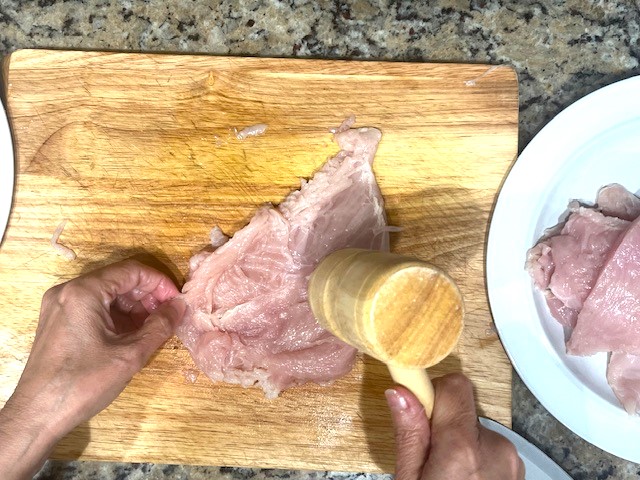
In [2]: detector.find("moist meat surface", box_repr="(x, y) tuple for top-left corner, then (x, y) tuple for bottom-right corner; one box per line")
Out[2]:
(608, 352), (640, 415)
(178, 126), (389, 397)
(567, 215), (640, 356)
(527, 183), (640, 414)
(526, 205), (628, 328)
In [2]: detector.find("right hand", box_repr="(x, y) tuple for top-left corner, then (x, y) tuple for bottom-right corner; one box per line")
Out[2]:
(385, 373), (525, 480)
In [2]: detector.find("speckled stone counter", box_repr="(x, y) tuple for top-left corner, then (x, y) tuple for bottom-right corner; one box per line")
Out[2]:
(1, 1), (639, 479)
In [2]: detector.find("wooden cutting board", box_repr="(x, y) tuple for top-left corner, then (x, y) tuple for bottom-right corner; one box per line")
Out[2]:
(0, 49), (518, 473)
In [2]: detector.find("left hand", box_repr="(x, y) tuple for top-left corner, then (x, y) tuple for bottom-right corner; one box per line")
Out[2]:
(0, 259), (185, 480)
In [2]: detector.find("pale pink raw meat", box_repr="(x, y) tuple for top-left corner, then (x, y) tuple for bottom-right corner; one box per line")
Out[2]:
(178, 125), (389, 397)
(567, 215), (640, 355)
(527, 184), (640, 414)
(595, 185), (640, 411)
(597, 183), (640, 221)
(607, 352), (640, 414)
(526, 205), (628, 328)
(236, 123), (268, 140)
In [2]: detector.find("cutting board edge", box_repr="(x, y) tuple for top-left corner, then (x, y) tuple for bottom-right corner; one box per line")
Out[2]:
(5, 47), (520, 79)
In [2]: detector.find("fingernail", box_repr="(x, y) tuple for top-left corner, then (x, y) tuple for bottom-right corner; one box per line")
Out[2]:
(385, 389), (408, 411)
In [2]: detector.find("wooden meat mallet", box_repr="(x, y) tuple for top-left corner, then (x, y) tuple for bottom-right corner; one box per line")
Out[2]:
(308, 248), (464, 417)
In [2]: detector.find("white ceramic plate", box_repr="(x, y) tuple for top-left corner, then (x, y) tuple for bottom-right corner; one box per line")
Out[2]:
(487, 75), (640, 462)
(479, 418), (571, 480)
(0, 97), (13, 246)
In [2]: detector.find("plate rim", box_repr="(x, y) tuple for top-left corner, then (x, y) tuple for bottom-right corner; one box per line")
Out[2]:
(479, 417), (572, 480)
(487, 74), (640, 463)
(0, 96), (14, 246)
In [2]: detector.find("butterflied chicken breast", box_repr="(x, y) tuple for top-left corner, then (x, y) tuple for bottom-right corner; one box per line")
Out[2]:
(178, 125), (389, 397)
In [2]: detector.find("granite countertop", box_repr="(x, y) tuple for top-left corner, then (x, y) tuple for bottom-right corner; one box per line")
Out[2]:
(1, 1), (640, 479)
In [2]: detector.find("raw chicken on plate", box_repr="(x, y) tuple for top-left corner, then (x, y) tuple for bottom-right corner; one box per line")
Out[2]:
(527, 184), (640, 414)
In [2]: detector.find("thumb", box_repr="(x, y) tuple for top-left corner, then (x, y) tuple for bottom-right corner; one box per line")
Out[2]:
(386, 386), (431, 480)
(131, 297), (186, 367)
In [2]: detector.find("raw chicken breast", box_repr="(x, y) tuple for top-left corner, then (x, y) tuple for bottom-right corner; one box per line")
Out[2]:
(178, 125), (389, 397)
(594, 185), (640, 411)
(597, 183), (640, 221)
(608, 352), (640, 415)
(526, 205), (628, 328)
(528, 184), (640, 414)
(567, 215), (640, 356)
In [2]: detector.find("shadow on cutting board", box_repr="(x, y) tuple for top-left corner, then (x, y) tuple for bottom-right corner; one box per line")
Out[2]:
(50, 421), (91, 460)
(384, 183), (487, 275)
(358, 357), (395, 472)
(359, 353), (463, 471)
(78, 247), (183, 288)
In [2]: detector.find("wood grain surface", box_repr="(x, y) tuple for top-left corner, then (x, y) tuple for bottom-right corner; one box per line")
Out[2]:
(0, 49), (518, 473)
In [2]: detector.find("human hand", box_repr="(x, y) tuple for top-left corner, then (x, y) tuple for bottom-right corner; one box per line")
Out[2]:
(0, 259), (185, 480)
(386, 373), (525, 480)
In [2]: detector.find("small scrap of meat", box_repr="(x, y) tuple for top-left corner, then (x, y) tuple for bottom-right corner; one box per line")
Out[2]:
(182, 368), (200, 384)
(329, 114), (356, 134)
(236, 123), (268, 140)
(178, 121), (389, 398)
(597, 184), (640, 221)
(209, 226), (228, 248)
(464, 65), (499, 87)
(567, 215), (640, 355)
(188, 227), (229, 273)
(608, 352), (640, 414)
(50, 219), (76, 260)
(527, 183), (640, 414)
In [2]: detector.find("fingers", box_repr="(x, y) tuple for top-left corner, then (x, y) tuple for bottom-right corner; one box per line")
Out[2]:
(430, 373), (479, 441)
(140, 293), (161, 313)
(421, 373), (483, 477)
(427, 373), (525, 480)
(386, 386), (430, 480)
(117, 290), (162, 314)
(84, 259), (179, 306)
(479, 427), (527, 480)
(110, 301), (148, 333)
(127, 297), (186, 369)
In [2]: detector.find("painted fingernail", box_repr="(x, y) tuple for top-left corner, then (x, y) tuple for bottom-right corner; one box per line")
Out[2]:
(385, 389), (408, 411)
